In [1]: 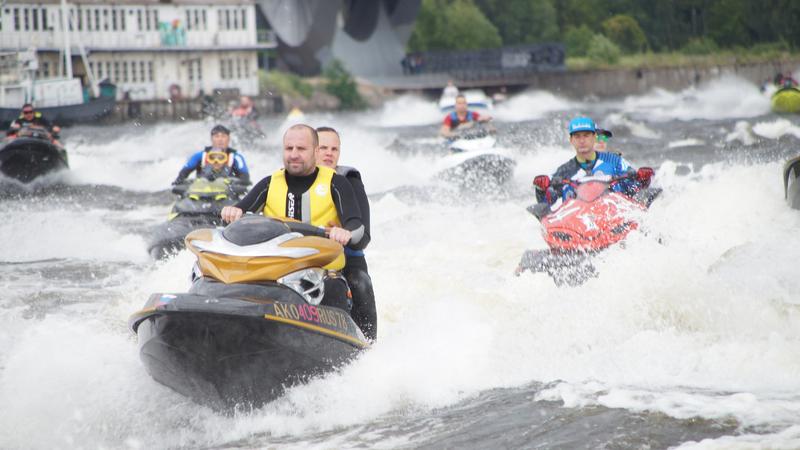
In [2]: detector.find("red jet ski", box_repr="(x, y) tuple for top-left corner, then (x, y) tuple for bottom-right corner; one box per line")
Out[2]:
(516, 168), (660, 285)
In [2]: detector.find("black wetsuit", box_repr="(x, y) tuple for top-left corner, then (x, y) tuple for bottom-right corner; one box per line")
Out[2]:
(235, 168), (368, 248)
(337, 166), (377, 341)
(8, 114), (58, 137)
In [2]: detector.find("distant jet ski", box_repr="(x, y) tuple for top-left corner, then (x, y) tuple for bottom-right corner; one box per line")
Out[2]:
(784, 154), (800, 209)
(147, 177), (249, 259)
(0, 127), (68, 183)
(437, 123), (514, 190)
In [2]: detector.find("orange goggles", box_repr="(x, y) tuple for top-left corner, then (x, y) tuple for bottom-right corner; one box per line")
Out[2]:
(205, 151), (229, 164)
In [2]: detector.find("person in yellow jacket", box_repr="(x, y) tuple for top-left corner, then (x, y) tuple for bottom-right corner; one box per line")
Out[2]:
(220, 124), (368, 312)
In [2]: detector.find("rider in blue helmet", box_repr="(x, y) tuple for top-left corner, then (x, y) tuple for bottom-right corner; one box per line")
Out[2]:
(535, 116), (640, 207)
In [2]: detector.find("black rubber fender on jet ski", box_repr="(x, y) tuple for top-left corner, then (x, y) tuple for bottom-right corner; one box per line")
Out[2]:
(0, 136), (68, 183)
(129, 279), (368, 410)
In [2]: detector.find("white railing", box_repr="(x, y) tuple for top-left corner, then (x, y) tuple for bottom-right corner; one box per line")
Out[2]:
(0, 30), (264, 50)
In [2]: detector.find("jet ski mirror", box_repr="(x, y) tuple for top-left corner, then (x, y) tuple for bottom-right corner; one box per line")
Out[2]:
(533, 175), (551, 191)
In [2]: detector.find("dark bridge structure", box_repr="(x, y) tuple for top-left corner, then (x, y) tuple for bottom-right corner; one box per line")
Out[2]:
(256, 0), (565, 92)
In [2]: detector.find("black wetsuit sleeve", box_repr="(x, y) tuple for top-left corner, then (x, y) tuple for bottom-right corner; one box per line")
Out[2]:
(331, 174), (368, 250)
(347, 174), (371, 247)
(175, 166), (194, 182)
(235, 175), (271, 213)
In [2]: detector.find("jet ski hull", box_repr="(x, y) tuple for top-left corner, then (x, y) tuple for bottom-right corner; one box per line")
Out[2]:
(0, 137), (68, 183)
(130, 280), (367, 409)
(438, 152), (516, 190)
(784, 155), (800, 209)
(772, 88), (800, 114)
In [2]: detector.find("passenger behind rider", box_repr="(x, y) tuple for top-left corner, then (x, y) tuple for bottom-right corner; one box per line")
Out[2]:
(7, 103), (62, 143)
(439, 94), (491, 138)
(536, 117), (641, 209)
(172, 124), (250, 184)
(220, 124), (368, 313)
(594, 128), (613, 153)
(316, 126), (377, 341)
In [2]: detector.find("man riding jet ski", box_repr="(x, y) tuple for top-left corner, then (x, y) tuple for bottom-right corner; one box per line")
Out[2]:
(130, 215), (368, 410)
(516, 117), (660, 285)
(149, 125), (251, 258)
(1, 104), (68, 183)
(221, 124), (370, 336)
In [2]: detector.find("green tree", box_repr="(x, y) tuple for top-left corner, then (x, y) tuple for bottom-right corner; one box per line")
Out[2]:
(564, 25), (595, 57)
(601, 14), (648, 54)
(323, 60), (365, 110)
(707, 0), (751, 48)
(408, 0), (501, 51)
(587, 34), (621, 64)
(476, 0), (559, 45)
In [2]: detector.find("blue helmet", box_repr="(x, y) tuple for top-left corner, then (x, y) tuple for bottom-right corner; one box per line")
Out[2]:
(568, 117), (596, 135)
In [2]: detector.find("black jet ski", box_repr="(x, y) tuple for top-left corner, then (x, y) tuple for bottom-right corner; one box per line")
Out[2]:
(437, 124), (515, 190)
(784, 155), (800, 209)
(147, 177), (249, 259)
(130, 216), (368, 410)
(0, 127), (68, 183)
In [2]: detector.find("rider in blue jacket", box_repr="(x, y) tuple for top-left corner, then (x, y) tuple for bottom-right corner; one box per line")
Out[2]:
(172, 125), (250, 184)
(537, 117), (639, 206)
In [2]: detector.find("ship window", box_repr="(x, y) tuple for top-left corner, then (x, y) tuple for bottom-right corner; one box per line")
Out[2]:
(13, 8), (19, 31)
(123, 61), (129, 82)
(153, 10), (159, 31)
(136, 9), (142, 31)
(185, 10), (191, 30)
(147, 61), (153, 82)
(112, 9), (117, 30)
(94, 9), (100, 31)
(201, 10), (206, 29)
(23, 7), (29, 31)
(113, 61), (120, 82)
(241, 8), (246, 30)
(120, 9), (126, 31)
(103, 9), (109, 30)
(244, 58), (249, 77)
(32, 7), (39, 30)
(42, 7), (48, 29)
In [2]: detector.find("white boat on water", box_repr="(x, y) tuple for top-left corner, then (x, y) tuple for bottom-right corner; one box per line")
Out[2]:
(438, 88), (493, 113)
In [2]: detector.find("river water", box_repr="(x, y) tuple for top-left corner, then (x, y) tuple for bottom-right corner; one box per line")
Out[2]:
(1, 75), (799, 449)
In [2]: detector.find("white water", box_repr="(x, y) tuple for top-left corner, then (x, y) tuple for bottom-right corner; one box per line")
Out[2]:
(2, 78), (800, 448)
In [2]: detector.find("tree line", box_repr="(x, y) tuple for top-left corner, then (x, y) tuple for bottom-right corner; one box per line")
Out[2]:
(408, 0), (800, 60)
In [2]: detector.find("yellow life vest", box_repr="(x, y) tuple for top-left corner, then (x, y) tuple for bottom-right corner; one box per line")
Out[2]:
(264, 166), (341, 227)
(264, 166), (344, 270)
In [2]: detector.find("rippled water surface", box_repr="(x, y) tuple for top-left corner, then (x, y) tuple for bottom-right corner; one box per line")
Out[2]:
(2, 75), (800, 449)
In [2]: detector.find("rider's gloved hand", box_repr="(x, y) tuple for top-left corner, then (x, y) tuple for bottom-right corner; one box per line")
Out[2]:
(563, 185), (576, 200)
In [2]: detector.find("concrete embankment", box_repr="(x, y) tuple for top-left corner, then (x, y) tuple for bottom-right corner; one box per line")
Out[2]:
(535, 60), (799, 98)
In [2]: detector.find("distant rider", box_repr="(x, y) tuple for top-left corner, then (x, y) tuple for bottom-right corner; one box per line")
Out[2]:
(775, 72), (799, 89)
(173, 124), (250, 184)
(316, 126), (377, 341)
(220, 124), (368, 312)
(439, 94), (491, 138)
(7, 103), (62, 141)
(536, 117), (641, 209)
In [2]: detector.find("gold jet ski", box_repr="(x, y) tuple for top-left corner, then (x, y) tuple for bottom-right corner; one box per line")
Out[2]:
(130, 215), (368, 410)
